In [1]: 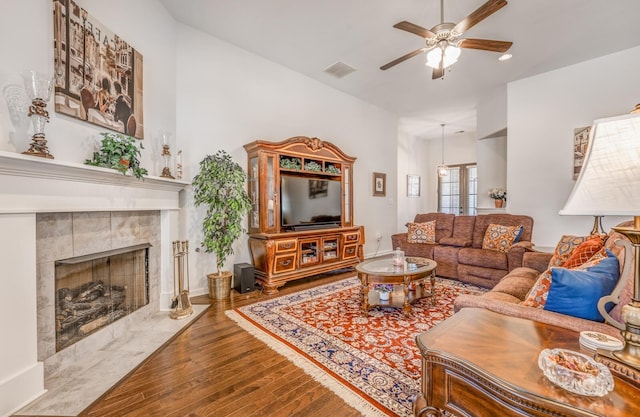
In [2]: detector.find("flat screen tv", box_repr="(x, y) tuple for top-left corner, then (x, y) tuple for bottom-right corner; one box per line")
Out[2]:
(280, 175), (342, 230)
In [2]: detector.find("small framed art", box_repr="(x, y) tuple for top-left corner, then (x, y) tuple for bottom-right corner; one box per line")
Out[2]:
(373, 172), (386, 197)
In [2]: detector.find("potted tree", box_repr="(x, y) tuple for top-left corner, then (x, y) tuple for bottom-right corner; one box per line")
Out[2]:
(192, 150), (252, 299)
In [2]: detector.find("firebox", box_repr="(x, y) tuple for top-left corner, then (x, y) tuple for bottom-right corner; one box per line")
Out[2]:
(54, 243), (150, 351)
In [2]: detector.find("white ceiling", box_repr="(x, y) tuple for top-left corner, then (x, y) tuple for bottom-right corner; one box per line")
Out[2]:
(159, 0), (640, 139)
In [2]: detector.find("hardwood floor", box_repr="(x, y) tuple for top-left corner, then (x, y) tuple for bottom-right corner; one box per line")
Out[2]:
(80, 270), (363, 417)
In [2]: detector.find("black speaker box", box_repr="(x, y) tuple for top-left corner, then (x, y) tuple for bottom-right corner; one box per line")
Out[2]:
(233, 263), (255, 293)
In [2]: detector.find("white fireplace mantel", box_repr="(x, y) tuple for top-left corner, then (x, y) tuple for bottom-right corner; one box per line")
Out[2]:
(0, 150), (189, 417)
(0, 150), (190, 213)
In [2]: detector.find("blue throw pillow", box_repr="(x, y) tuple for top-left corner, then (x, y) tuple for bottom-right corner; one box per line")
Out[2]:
(543, 252), (620, 322)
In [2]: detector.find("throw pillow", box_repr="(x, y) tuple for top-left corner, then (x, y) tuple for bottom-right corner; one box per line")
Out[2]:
(543, 251), (620, 321)
(548, 235), (589, 267)
(562, 235), (605, 269)
(481, 224), (523, 253)
(521, 268), (553, 308)
(407, 220), (436, 244)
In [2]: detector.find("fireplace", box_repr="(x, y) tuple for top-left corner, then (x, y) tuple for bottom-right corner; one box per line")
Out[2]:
(54, 244), (150, 351)
(0, 151), (189, 417)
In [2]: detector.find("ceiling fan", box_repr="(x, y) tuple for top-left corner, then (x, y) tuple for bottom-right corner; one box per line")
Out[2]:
(380, 0), (513, 79)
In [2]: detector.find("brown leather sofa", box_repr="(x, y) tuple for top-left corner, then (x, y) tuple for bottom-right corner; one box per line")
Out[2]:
(453, 223), (634, 339)
(391, 213), (534, 288)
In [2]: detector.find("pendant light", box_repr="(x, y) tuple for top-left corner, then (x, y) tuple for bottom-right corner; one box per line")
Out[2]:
(437, 123), (448, 177)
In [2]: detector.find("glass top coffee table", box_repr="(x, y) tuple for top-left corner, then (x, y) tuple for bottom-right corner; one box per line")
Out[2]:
(355, 256), (437, 317)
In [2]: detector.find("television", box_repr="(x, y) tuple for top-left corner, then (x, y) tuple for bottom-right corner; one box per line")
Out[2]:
(280, 175), (342, 230)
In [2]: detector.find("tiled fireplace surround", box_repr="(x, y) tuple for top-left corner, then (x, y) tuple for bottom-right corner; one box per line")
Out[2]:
(0, 151), (190, 416)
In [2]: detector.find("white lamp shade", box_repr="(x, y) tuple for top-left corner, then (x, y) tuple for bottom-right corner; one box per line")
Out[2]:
(560, 113), (640, 216)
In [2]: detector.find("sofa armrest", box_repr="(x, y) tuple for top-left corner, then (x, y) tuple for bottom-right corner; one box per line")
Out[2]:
(522, 251), (553, 272)
(391, 233), (408, 249)
(505, 241), (532, 271)
(453, 296), (621, 339)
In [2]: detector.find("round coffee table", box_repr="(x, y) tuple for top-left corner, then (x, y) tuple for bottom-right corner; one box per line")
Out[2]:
(355, 256), (437, 317)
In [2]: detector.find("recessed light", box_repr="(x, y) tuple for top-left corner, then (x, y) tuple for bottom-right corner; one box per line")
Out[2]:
(498, 53), (512, 62)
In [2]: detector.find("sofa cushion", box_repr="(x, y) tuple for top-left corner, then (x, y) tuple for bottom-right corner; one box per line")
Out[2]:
(407, 221), (436, 244)
(458, 247), (508, 270)
(544, 252), (620, 321)
(548, 234), (589, 267)
(562, 235), (605, 269)
(491, 267), (540, 299)
(481, 224), (523, 253)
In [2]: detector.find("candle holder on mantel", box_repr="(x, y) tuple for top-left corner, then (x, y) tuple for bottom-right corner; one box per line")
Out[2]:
(22, 70), (54, 159)
(160, 143), (175, 179)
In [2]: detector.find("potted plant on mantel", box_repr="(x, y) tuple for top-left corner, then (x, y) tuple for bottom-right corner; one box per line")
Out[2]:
(84, 132), (148, 179)
(192, 150), (251, 299)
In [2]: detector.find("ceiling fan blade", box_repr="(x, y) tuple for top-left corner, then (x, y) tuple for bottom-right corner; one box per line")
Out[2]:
(393, 21), (437, 39)
(452, 0), (508, 35)
(459, 38), (512, 53)
(380, 48), (427, 70)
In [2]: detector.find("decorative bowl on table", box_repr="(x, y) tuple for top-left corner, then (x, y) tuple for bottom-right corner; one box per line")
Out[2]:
(537, 348), (614, 397)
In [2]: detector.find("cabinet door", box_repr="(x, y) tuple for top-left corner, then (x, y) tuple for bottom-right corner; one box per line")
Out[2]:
(299, 238), (319, 266)
(248, 156), (260, 232)
(321, 236), (339, 262)
(265, 153), (278, 232)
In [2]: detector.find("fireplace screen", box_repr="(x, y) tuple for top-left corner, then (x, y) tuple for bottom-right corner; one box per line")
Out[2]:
(55, 244), (150, 351)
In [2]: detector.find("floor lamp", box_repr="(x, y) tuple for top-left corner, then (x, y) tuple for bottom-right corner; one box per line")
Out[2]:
(560, 112), (640, 370)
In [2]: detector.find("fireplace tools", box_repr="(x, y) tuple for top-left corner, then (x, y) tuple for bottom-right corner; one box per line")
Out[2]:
(170, 240), (193, 319)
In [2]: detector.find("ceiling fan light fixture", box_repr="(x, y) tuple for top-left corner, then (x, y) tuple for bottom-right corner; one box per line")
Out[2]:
(425, 43), (460, 69)
(498, 53), (512, 61)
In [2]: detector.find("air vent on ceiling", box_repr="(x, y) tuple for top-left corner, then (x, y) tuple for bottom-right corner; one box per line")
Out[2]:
(323, 61), (357, 79)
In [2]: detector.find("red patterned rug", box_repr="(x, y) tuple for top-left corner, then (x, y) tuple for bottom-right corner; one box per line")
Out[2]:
(225, 276), (486, 416)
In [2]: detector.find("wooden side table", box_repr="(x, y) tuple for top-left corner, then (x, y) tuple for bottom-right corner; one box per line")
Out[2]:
(414, 308), (640, 417)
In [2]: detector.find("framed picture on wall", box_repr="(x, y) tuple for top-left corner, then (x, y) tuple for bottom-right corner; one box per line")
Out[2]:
(52, 0), (145, 138)
(573, 126), (591, 180)
(407, 175), (420, 197)
(372, 172), (386, 197)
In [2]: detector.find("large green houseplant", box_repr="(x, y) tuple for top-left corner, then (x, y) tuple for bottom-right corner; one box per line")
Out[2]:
(192, 150), (251, 299)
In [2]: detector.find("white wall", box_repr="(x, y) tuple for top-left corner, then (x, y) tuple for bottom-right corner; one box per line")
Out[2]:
(174, 24), (399, 293)
(0, 1), (179, 415)
(0, 0), (177, 172)
(477, 85), (507, 140)
(396, 130), (430, 232)
(476, 136), (507, 209)
(508, 45), (640, 248)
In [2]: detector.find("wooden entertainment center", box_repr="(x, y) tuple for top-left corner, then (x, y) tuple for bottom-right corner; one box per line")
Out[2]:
(244, 137), (364, 294)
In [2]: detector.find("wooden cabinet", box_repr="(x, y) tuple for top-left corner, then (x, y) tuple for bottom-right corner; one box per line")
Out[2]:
(244, 137), (364, 294)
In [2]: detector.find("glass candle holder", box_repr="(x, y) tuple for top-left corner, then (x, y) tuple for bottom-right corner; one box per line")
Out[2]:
(22, 70), (54, 158)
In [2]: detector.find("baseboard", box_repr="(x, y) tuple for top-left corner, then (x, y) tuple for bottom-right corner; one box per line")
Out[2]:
(0, 362), (45, 417)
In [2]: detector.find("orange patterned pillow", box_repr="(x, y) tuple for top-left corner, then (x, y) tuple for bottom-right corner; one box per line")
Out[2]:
(563, 236), (605, 269)
(407, 220), (436, 244)
(521, 268), (553, 308)
(481, 224), (523, 253)
(548, 235), (589, 267)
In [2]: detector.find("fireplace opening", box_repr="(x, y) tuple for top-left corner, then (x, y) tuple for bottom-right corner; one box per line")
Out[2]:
(54, 243), (150, 351)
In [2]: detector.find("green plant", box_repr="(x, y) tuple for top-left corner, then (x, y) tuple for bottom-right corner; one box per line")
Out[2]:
(192, 150), (252, 275)
(85, 132), (148, 179)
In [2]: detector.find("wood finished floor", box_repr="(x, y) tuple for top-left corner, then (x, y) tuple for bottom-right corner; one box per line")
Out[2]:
(79, 270), (363, 417)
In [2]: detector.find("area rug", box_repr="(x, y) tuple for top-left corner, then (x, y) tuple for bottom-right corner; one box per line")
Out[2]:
(225, 276), (486, 416)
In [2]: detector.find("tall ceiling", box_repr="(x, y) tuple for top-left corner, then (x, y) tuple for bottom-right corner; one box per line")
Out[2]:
(159, 0), (640, 139)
